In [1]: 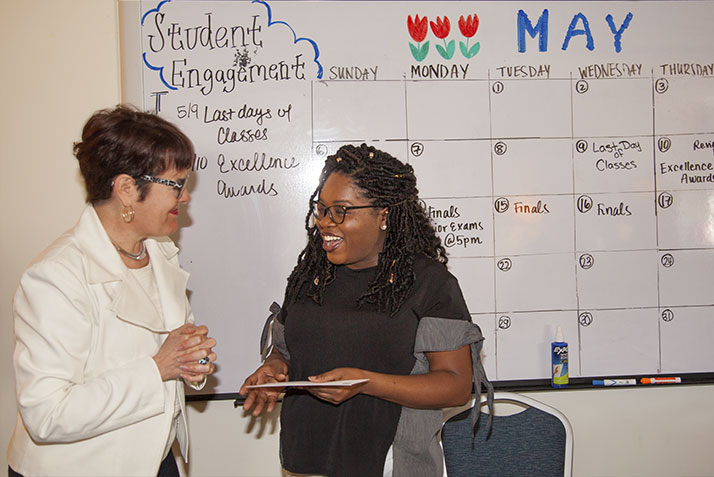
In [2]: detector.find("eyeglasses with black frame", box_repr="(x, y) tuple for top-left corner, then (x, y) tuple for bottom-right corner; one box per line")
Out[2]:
(310, 200), (379, 224)
(137, 172), (190, 199)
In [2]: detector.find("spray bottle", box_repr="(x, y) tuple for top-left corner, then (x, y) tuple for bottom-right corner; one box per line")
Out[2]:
(551, 325), (569, 388)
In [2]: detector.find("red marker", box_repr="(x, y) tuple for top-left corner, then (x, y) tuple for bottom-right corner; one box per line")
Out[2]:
(640, 377), (681, 384)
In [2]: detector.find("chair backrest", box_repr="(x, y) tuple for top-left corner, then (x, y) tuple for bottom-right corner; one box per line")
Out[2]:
(441, 392), (573, 477)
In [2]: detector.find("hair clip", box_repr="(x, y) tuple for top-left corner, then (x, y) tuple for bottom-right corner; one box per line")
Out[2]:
(368, 152), (374, 158)
(335, 157), (342, 163)
(314, 277), (319, 285)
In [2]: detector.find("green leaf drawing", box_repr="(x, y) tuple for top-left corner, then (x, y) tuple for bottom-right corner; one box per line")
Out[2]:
(436, 40), (455, 60)
(459, 41), (468, 58)
(445, 40), (455, 59)
(460, 41), (481, 59)
(420, 41), (430, 60)
(409, 41), (430, 62)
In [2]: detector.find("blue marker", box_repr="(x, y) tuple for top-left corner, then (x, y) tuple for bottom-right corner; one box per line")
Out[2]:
(592, 379), (636, 386)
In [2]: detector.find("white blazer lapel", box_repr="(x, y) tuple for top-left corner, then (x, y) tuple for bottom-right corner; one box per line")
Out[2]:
(75, 206), (186, 333)
(147, 237), (190, 331)
(109, 277), (168, 332)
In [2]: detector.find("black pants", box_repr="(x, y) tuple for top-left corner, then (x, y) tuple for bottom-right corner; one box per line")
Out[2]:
(158, 449), (180, 477)
(9, 449), (179, 477)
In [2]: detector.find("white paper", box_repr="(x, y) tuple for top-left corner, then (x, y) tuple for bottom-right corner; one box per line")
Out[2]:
(246, 379), (369, 389)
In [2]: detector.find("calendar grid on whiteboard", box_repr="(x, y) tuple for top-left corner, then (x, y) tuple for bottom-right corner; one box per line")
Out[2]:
(309, 67), (714, 381)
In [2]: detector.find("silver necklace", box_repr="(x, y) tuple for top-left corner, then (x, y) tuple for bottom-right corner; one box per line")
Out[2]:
(113, 241), (147, 261)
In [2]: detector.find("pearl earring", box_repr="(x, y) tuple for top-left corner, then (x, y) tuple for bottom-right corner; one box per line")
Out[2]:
(121, 205), (135, 223)
(380, 224), (387, 231)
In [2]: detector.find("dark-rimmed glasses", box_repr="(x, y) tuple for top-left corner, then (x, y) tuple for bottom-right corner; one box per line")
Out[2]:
(310, 200), (379, 224)
(137, 172), (190, 199)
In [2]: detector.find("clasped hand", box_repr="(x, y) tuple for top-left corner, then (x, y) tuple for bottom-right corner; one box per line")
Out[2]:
(153, 323), (217, 384)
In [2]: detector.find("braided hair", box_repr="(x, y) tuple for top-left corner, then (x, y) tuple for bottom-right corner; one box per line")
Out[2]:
(284, 143), (448, 316)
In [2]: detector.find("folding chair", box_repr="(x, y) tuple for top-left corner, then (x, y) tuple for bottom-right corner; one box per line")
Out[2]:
(441, 392), (573, 477)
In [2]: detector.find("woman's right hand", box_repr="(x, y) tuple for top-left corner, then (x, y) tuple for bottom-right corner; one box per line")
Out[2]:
(239, 351), (289, 416)
(153, 324), (214, 382)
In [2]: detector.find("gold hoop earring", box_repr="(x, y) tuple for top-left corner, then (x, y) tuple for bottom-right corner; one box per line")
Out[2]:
(121, 205), (135, 223)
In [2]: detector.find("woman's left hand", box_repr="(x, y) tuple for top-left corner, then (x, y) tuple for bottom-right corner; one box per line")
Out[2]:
(305, 368), (370, 405)
(306, 346), (473, 409)
(177, 325), (217, 384)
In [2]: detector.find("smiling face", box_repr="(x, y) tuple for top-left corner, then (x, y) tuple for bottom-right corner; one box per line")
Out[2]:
(132, 167), (191, 238)
(315, 172), (388, 270)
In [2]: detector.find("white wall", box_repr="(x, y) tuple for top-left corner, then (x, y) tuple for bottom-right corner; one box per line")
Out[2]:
(2, 1), (714, 476)
(1, 0), (120, 470)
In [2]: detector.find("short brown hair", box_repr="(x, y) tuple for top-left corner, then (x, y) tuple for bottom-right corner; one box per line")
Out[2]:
(73, 105), (194, 203)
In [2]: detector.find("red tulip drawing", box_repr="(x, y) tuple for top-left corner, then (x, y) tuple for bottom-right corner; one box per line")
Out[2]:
(430, 16), (455, 59)
(458, 13), (479, 37)
(430, 16), (451, 39)
(458, 14), (481, 58)
(408, 14), (428, 42)
(408, 15), (430, 61)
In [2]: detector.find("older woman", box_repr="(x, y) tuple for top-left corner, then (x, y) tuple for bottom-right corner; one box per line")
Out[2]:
(7, 106), (216, 477)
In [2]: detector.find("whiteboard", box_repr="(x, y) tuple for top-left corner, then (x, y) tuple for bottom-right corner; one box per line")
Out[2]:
(120, 0), (714, 395)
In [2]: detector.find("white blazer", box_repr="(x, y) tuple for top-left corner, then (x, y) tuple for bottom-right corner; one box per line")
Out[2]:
(7, 205), (200, 476)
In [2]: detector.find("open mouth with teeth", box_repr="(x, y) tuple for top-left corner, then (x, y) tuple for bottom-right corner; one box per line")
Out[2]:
(321, 233), (344, 253)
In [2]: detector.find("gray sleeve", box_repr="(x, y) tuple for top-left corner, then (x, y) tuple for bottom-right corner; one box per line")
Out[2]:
(272, 319), (290, 362)
(259, 302), (290, 362)
(392, 316), (493, 477)
(414, 317), (493, 430)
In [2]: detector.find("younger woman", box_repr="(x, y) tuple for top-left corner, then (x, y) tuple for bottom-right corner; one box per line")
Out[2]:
(241, 143), (491, 477)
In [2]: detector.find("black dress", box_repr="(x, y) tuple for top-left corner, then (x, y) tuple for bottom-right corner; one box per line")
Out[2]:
(278, 256), (473, 477)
